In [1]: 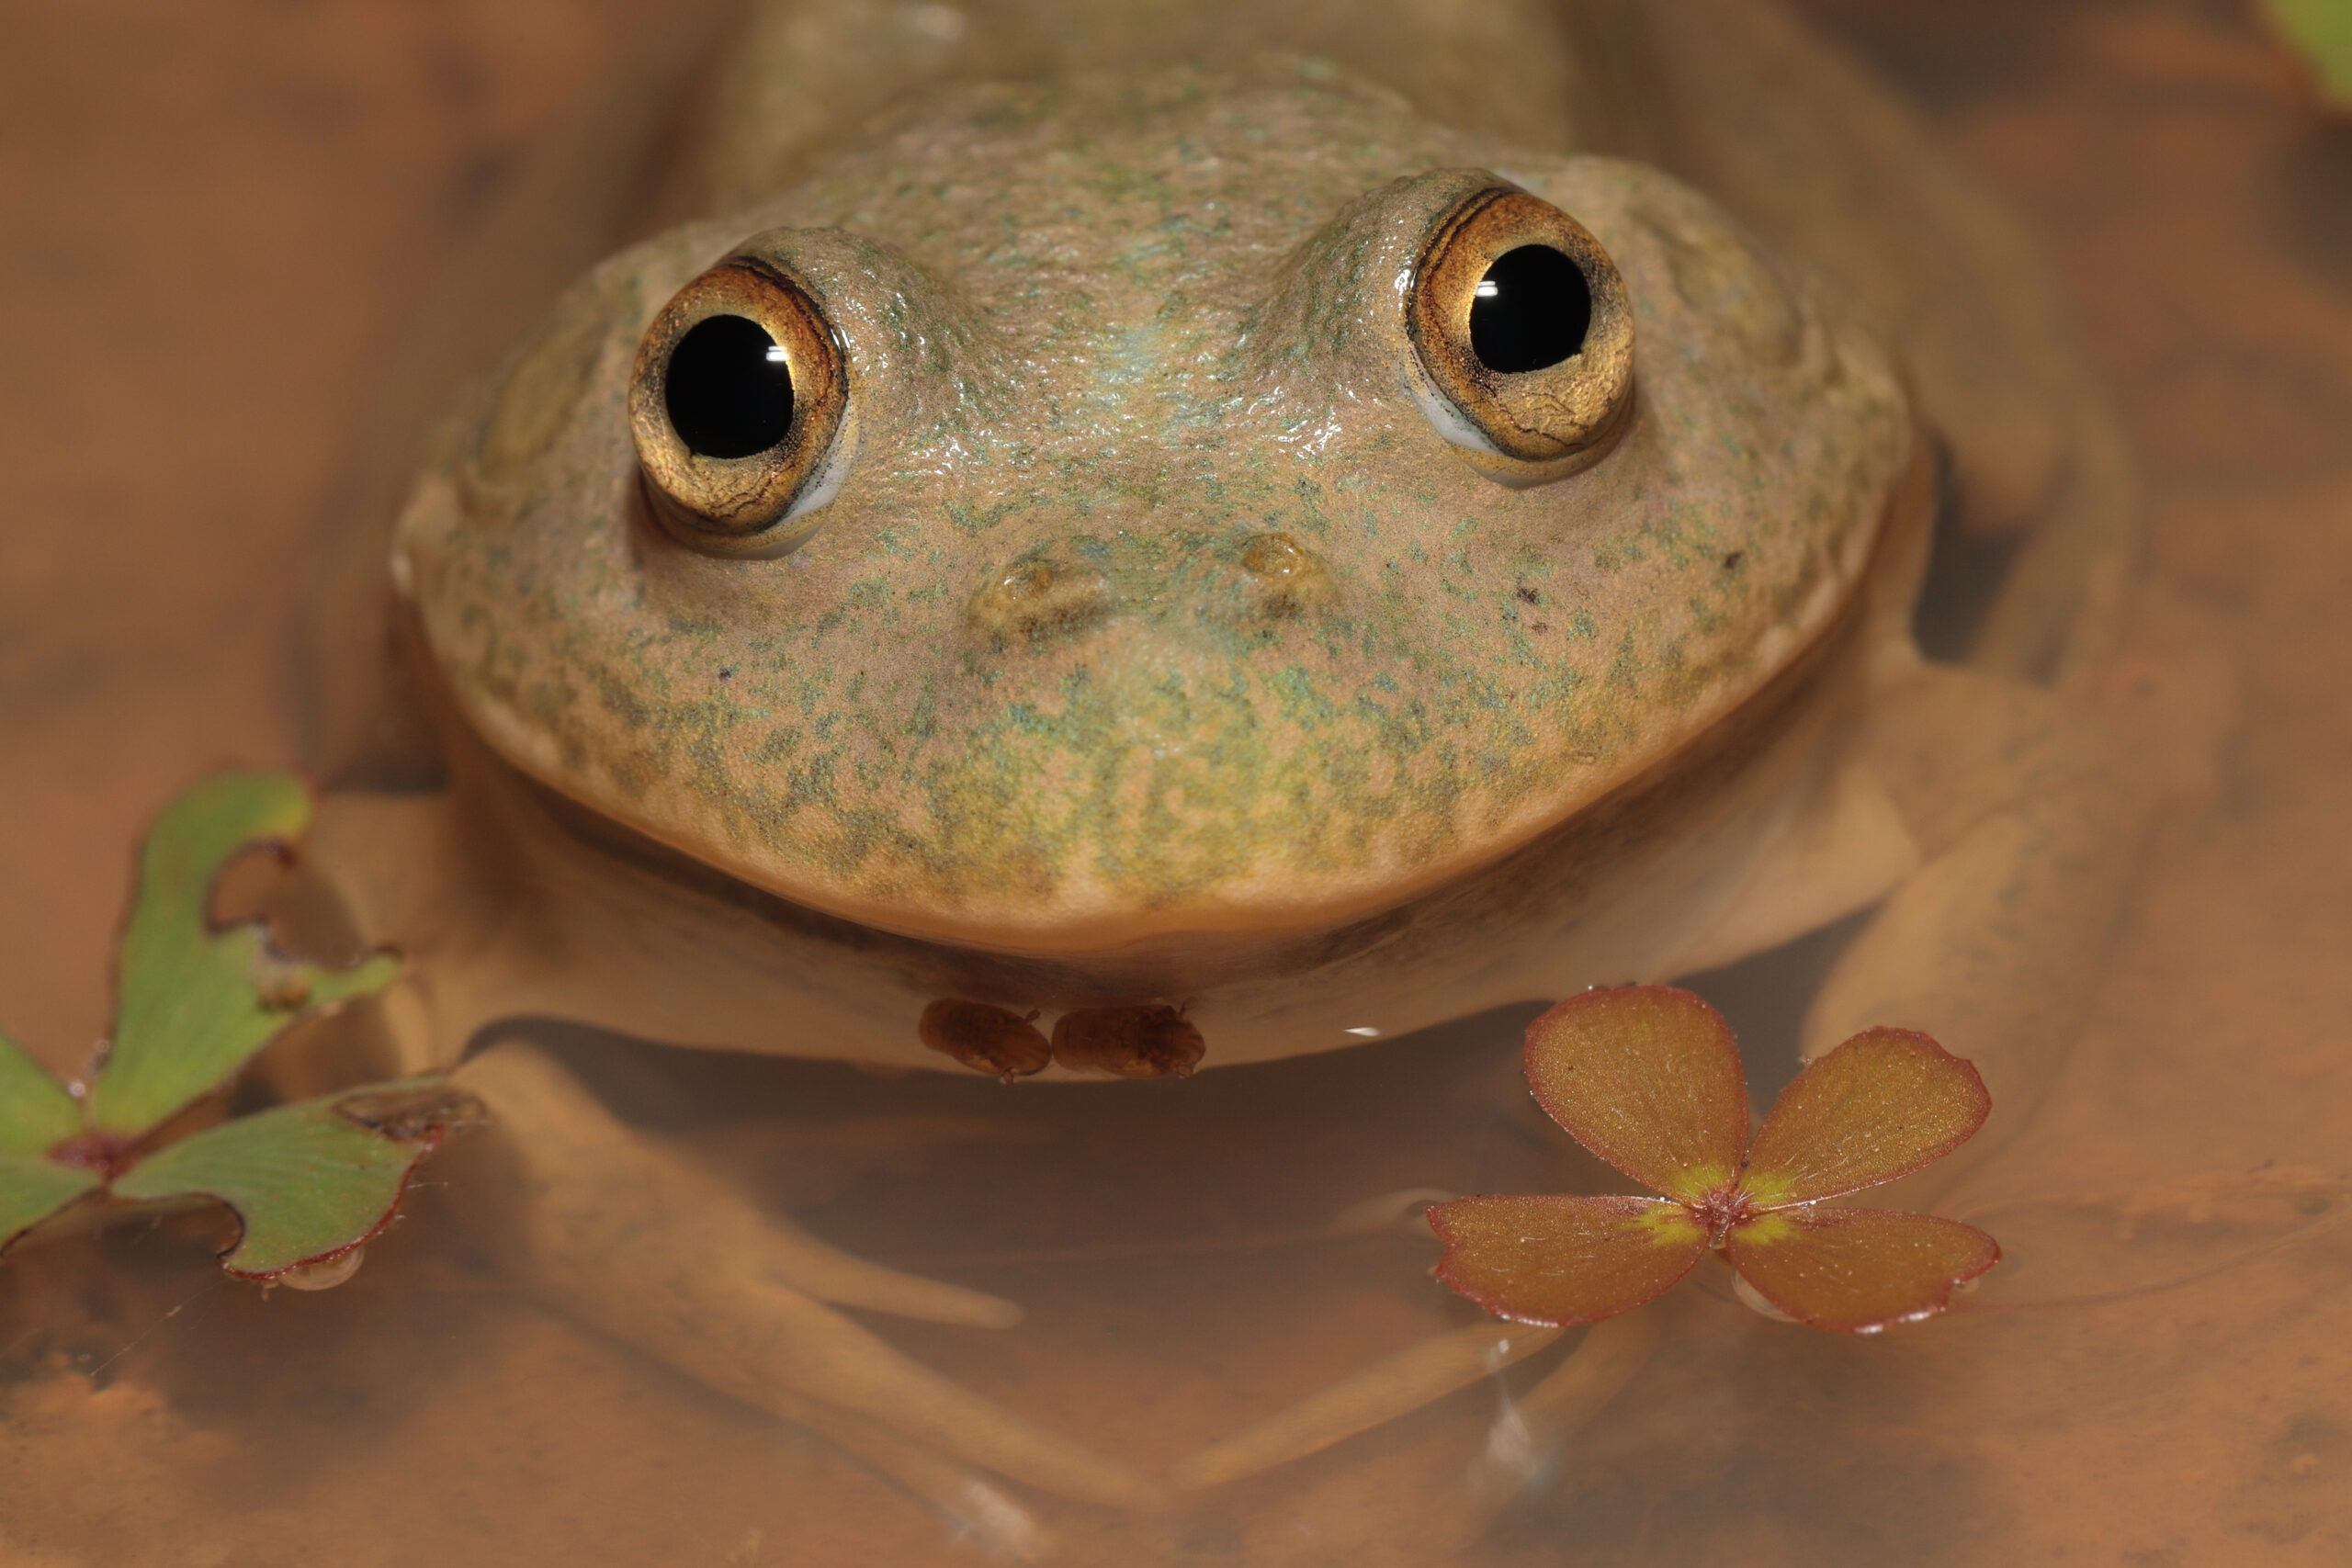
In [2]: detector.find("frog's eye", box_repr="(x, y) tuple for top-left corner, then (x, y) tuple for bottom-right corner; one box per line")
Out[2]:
(628, 254), (848, 556)
(1407, 186), (1635, 474)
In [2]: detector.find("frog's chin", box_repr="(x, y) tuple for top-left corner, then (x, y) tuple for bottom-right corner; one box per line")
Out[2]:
(416, 630), (1520, 961)
(542, 772), (1542, 960)
(492, 749), (1430, 976)
(469, 682), (1754, 965)
(449, 561), (1876, 1068)
(460, 666), (1842, 963)
(452, 592), (1882, 963)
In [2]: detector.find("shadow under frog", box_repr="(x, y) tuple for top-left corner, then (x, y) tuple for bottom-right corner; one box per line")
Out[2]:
(280, 0), (2144, 1529)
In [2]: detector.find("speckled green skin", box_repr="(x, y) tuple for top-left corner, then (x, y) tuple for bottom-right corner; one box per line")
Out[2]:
(396, 62), (1907, 958)
(270, 12), (2131, 1506)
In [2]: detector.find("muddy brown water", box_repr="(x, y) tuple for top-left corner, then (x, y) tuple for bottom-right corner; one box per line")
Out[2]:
(4, 3), (2350, 1563)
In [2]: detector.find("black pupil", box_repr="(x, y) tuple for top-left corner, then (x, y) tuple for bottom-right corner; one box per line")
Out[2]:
(1467, 245), (1592, 374)
(664, 314), (795, 458)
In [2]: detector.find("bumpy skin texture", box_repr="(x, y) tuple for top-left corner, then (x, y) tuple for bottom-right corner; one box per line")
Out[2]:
(398, 63), (1907, 957)
(278, 10), (2133, 1515)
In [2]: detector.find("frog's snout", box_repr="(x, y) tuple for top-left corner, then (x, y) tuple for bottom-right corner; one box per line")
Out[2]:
(967, 530), (1333, 647)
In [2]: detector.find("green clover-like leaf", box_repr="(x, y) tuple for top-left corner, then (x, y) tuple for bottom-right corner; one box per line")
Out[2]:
(2269, 0), (2352, 106)
(0, 1031), (98, 1251)
(0, 1159), (102, 1256)
(84, 772), (400, 1140)
(111, 1077), (477, 1279)
(0, 1028), (81, 1155)
(1, 771), (456, 1277)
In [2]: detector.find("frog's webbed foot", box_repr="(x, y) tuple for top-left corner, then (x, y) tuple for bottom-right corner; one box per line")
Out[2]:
(457, 1041), (1169, 1517)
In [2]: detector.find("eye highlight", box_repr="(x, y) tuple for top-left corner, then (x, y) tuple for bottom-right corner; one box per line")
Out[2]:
(1469, 244), (1591, 373)
(664, 314), (795, 459)
(1408, 186), (1634, 472)
(628, 250), (847, 555)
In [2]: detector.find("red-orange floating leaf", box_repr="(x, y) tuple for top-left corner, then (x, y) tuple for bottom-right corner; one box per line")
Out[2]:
(1523, 987), (1749, 1201)
(1429, 1193), (1709, 1326)
(1741, 1027), (1989, 1207)
(1724, 1205), (1999, 1333)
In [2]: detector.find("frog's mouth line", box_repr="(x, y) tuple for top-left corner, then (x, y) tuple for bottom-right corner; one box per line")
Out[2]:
(435, 558), (1869, 1084)
(413, 419), (1928, 1024)
(425, 480), (1886, 1034)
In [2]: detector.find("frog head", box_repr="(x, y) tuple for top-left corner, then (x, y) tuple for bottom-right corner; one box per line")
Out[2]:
(396, 65), (1909, 957)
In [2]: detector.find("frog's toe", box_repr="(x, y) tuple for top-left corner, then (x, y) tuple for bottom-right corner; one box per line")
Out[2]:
(775, 1398), (1054, 1560)
(1159, 1312), (1657, 1562)
(457, 1041), (1165, 1511)
(1204, 1314), (1662, 1560)
(1433, 1313), (1661, 1549)
(1170, 1320), (1564, 1489)
(750, 1206), (1023, 1328)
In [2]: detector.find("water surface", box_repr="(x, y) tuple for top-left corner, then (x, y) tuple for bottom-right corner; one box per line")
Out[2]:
(2, 4), (2348, 1562)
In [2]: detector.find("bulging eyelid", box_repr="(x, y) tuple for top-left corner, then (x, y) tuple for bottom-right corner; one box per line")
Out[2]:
(1404, 183), (1637, 482)
(628, 246), (851, 558)
(1225, 169), (1634, 490)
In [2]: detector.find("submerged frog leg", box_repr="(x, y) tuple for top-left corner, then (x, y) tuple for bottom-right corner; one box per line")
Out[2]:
(1966, 404), (2139, 688)
(1166, 1314), (1659, 1558)
(1351, 1313), (1661, 1557)
(296, 795), (1163, 1510)
(1442, 1312), (1660, 1538)
(754, 1384), (1053, 1561)
(462, 1043), (1021, 1328)
(1168, 1321), (1565, 1490)
(458, 1043), (1169, 1512)
(1803, 659), (2149, 1201)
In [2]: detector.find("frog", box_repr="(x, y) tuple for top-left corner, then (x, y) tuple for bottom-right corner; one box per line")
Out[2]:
(281, 0), (2142, 1529)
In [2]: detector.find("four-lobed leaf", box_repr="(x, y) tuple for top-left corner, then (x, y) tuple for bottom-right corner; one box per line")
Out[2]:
(0, 772), (473, 1281)
(113, 1078), (475, 1277)
(0, 1031), (102, 1251)
(2267, 0), (2352, 107)
(1430, 986), (2000, 1335)
(85, 772), (401, 1140)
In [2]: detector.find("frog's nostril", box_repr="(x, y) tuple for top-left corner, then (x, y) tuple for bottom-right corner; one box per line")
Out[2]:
(1238, 531), (1332, 617)
(968, 556), (1113, 644)
(1001, 562), (1056, 596)
(1240, 533), (1308, 578)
